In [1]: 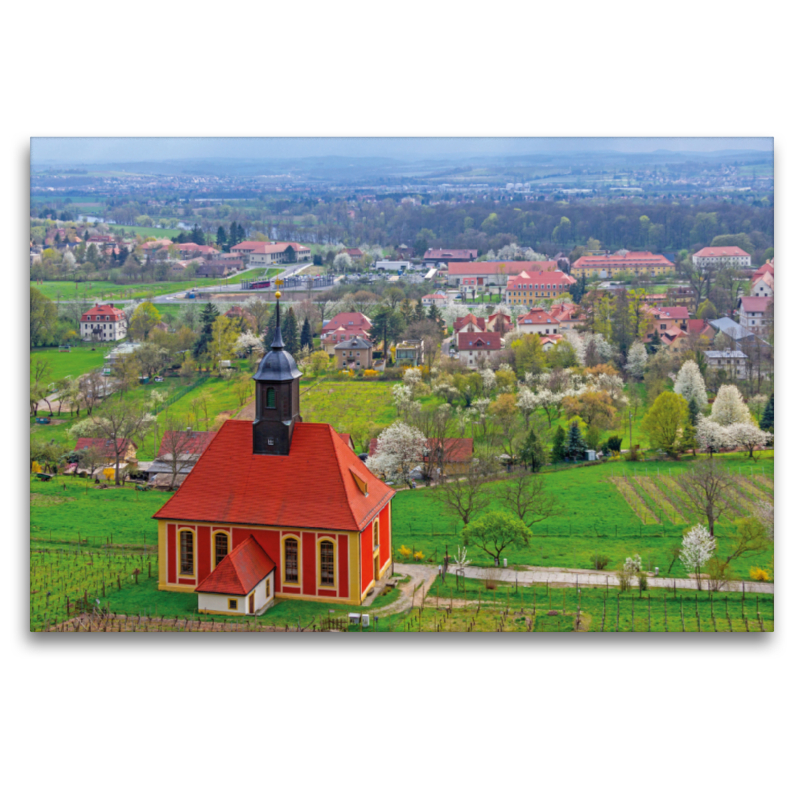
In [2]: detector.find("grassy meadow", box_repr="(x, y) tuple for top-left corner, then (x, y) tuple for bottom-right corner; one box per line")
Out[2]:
(31, 344), (113, 383)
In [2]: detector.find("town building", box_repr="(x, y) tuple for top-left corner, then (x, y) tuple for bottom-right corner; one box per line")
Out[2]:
(750, 270), (774, 298)
(456, 332), (503, 368)
(421, 293), (448, 307)
(141, 430), (216, 488)
(395, 340), (424, 367)
(738, 296), (773, 336)
(549, 301), (585, 331)
(572, 251), (674, 279)
(375, 260), (411, 272)
(448, 261), (558, 289)
(334, 336), (373, 370)
(154, 296), (395, 612)
(704, 350), (749, 380)
(231, 241), (311, 266)
(692, 246), (751, 269)
(648, 306), (689, 337)
(486, 312), (512, 333)
(454, 313), (485, 334)
(504, 269), (577, 306)
(80, 303), (127, 342)
(422, 248), (478, 266)
(321, 312), (372, 353)
(517, 309), (560, 336)
(196, 258), (243, 278)
(74, 437), (138, 465)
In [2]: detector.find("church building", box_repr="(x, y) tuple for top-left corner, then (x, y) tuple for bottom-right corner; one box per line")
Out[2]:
(153, 293), (395, 615)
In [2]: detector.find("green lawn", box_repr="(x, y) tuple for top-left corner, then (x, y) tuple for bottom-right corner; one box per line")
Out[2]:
(32, 267), (276, 303)
(107, 225), (182, 238)
(299, 379), (398, 447)
(391, 455), (774, 579)
(31, 344), (113, 383)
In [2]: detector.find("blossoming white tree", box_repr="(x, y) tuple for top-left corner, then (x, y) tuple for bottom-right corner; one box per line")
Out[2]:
(673, 360), (707, 407)
(727, 422), (773, 459)
(480, 368), (496, 395)
(365, 422), (426, 488)
(516, 386), (539, 427)
(235, 331), (264, 358)
(333, 252), (352, 273)
(625, 341), (648, 380)
(403, 367), (423, 389)
(709, 384), (751, 426)
(679, 524), (717, 588)
(696, 416), (733, 456)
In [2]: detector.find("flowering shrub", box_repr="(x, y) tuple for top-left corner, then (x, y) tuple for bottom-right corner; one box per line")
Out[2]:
(413, 550), (425, 561)
(362, 369), (380, 379)
(397, 545), (412, 559)
(749, 566), (770, 582)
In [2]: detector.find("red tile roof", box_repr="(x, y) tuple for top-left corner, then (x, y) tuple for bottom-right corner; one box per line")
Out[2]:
(455, 313), (486, 331)
(739, 296), (773, 313)
(75, 438), (135, 458)
(80, 303), (126, 322)
(686, 319), (713, 337)
(338, 432), (353, 450)
(519, 309), (559, 326)
(457, 332), (502, 350)
(449, 261), (557, 276)
(153, 421), (394, 532)
(693, 246), (749, 258)
(195, 537), (275, 596)
(573, 251), (672, 269)
(754, 262), (774, 277)
(157, 430), (216, 458)
(322, 312), (371, 335)
(508, 269), (576, 289)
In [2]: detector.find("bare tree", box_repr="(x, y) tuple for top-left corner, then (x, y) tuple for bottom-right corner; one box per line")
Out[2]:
(433, 457), (492, 527)
(676, 458), (736, 537)
(408, 403), (452, 481)
(497, 470), (558, 528)
(72, 395), (153, 484)
(158, 417), (198, 490)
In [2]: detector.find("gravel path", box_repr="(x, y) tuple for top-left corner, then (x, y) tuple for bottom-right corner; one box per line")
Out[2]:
(450, 564), (774, 594)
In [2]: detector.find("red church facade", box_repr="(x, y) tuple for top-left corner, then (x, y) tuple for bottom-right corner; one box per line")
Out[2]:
(154, 295), (395, 613)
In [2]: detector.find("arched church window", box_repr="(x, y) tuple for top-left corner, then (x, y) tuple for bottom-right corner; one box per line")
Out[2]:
(214, 532), (229, 567)
(284, 538), (299, 583)
(320, 540), (335, 586)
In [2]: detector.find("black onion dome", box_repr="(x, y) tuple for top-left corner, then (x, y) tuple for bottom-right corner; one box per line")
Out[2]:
(252, 292), (303, 382)
(253, 347), (302, 382)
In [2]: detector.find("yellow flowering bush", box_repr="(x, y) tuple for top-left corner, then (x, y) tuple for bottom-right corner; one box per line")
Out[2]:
(749, 566), (770, 582)
(363, 369), (380, 379)
(413, 550), (425, 561)
(31, 461), (41, 474)
(397, 545), (412, 559)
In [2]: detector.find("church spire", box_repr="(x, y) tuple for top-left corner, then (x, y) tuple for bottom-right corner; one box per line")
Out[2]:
(271, 291), (285, 350)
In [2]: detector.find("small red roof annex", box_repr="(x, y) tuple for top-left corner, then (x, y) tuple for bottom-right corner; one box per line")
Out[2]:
(195, 537), (275, 596)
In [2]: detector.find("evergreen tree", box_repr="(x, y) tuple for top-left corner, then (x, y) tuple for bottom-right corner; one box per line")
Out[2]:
(300, 317), (313, 350)
(192, 302), (219, 360)
(565, 422), (587, 461)
(229, 221), (238, 248)
(551, 426), (566, 462)
(237, 222), (245, 243)
(283, 308), (299, 355)
(520, 427), (546, 472)
(190, 224), (205, 245)
(687, 396), (700, 425)
(760, 393), (774, 432)
(216, 225), (228, 251)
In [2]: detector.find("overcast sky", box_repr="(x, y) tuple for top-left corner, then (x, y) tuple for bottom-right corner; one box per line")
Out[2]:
(30, 137), (773, 164)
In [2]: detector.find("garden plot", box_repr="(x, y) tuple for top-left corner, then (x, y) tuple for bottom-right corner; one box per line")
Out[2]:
(632, 477), (686, 524)
(609, 477), (659, 524)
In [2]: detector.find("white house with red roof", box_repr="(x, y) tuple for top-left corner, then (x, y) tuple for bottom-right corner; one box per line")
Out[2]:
(231, 240), (311, 266)
(549, 301), (585, 331)
(154, 296), (395, 611)
(486, 312), (512, 333)
(80, 303), (127, 342)
(647, 306), (689, 339)
(421, 293), (448, 307)
(456, 331), (503, 368)
(750, 268), (774, 298)
(504, 269), (576, 306)
(692, 246), (751, 269)
(517, 308), (561, 336)
(738, 295), (773, 336)
(454, 313), (486, 334)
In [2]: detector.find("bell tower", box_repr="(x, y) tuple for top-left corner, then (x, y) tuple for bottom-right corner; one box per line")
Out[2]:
(252, 292), (302, 455)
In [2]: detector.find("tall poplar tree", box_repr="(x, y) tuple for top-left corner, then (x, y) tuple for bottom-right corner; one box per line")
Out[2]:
(283, 308), (299, 355)
(300, 317), (313, 350)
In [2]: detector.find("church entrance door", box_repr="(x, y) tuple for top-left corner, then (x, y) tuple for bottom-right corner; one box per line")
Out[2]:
(374, 553), (380, 584)
(249, 593), (255, 614)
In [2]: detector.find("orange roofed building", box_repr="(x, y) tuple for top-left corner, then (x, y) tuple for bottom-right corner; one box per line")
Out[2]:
(153, 295), (395, 614)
